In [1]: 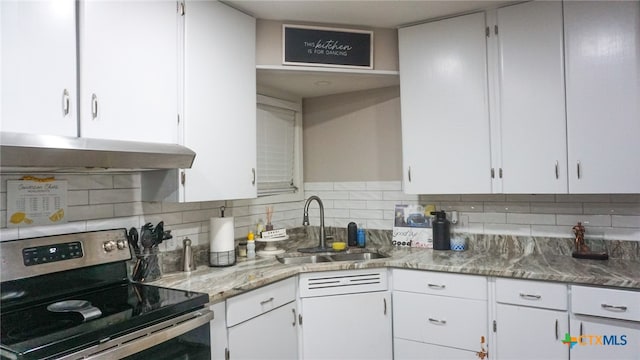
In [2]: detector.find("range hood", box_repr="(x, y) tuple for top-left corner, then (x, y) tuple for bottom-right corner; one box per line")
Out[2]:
(0, 132), (195, 171)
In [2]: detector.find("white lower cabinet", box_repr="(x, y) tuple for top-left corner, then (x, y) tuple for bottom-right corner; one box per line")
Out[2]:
(494, 278), (569, 360)
(495, 303), (569, 360)
(392, 269), (488, 359)
(225, 277), (298, 360)
(209, 302), (228, 360)
(569, 285), (640, 360)
(394, 338), (480, 359)
(299, 270), (392, 360)
(227, 302), (298, 360)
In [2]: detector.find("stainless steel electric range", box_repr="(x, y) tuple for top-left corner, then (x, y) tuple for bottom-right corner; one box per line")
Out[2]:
(0, 229), (212, 360)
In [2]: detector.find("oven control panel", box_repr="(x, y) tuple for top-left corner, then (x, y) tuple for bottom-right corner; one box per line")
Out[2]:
(22, 241), (83, 266)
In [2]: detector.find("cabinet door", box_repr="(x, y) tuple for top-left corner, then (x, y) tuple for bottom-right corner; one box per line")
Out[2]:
(210, 302), (227, 360)
(398, 12), (492, 194)
(395, 338), (481, 360)
(495, 1), (568, 193)
(301, 291), (392, 360)
(79, 0), (178, 144)
(570, 314), (640, 360)
(496, 304), (569, 360)
(564, 1), (640, 193)
(393, 291), (487, 352)
(182, 0), (256, 201)
(1, 0), (77, 136)
(227, 302), (298, 360)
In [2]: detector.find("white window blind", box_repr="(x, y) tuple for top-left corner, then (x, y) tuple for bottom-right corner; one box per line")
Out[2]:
(257, 103), (297, 196)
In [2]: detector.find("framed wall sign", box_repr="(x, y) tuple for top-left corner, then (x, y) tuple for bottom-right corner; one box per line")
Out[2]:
(283, 24), (374, 69)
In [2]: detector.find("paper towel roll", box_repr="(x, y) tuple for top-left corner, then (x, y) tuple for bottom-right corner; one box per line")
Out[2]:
(210, 217), (235, 252)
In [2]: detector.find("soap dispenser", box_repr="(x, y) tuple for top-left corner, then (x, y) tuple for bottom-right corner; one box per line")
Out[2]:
(431, 211), (451, 250)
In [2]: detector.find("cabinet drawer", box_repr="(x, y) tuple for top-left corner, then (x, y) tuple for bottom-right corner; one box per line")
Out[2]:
(393, 291), (487, 351)
(571, 285), (640, 322)
(394, 338), (482, 359)
(226, 277), (296, 326)
(393, 269), (487, 300)
(496, 278), (567, 310)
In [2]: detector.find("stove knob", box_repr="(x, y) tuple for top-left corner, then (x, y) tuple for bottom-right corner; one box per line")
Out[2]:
(103, 240), (116, 252)
(116, 239), (127, 250)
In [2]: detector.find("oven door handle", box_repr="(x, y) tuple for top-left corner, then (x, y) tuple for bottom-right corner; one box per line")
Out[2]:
(57, 309), (214, 360)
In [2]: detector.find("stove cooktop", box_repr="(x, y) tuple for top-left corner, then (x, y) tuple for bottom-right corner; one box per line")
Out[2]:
(0, 282), (208, 360)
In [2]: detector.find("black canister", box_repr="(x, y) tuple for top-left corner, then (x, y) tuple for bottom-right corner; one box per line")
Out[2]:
(431, 211), (451, 250)
(347, 222), (357, 247)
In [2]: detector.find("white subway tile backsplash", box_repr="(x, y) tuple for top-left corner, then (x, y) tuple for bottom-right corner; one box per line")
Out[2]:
(143, 212), (183, 227)
(460, 194), (506, 202)
(142, 202), (163, 214)
(366, 219), (393, 230)
(484, 202), (530, 213)
(334, 182), (366, 191)
(2, 177), (638, 244)
(531, 225), (573, 238)
(366, 181), (402, 191)
(113, 174), (141, 189)
(603, 227), (640, 242)
(0, 228), (19, 241)
(161, 201), (201, 213)
(556, 194), (610, 203)
(304, 182), (334, 191)
(90, 188), (140, 204)
(333, 200), (366, 209)
(383, 191), (419, 202)
(506, 194), (555, 202)
(366, 200), (398, 210)
(350, 191), (383, 201)
(87, 175), (114, 189)
(68, 204), (114, 221)
(612, 215), (640, 228)
(556, 214), (612, 227)
(531, 202), (583, 214)
(439, 202), (484, 212)
(466, 212), (507, 224)
(507, 213), (556, 225)
(610, 194), (640, 203)
(325, 208), (350, 219)
(114, 202), (145, 217)
(484, 223), (531, 236)
(583, 203), (640, 215)
(312, 191), (349, 200)
(183, 209), (217, 223)
(68, 190), (89, 206)
(420, 194), (463, 202)
(86, 216), (139, 232)
(349, 209), (384, 220)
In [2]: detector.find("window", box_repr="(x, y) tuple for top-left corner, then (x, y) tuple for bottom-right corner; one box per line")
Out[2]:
(256, 95), (302, 198)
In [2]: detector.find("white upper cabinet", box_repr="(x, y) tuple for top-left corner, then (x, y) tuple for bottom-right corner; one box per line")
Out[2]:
(399, 12), (492, 194)
(492, 1), (568, 193)
(564, 1), (640, 193)
(1, 0), (77, 137)
(78, 0), (178, 144)
(181, 0), (256, 201)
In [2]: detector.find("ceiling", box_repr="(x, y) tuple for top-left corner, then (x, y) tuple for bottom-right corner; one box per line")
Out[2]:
(226, 0), (514, 98)
(224, 0), (512, 29)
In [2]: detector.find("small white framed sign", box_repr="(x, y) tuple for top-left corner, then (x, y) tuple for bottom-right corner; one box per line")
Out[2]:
(283, 24), (374, 69)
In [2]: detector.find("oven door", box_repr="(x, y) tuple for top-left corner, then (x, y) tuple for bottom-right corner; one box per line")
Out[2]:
(58, 309), (213, 360)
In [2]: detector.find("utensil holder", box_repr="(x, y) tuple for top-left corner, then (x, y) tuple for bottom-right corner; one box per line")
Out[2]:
(130, 248), (162, 282)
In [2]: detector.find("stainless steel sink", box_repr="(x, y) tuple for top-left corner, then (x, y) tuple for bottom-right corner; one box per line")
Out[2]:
(276, 250), (388, 265)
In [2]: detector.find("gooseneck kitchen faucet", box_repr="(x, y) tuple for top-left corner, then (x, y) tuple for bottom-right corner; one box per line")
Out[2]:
(302, 195), (327, 251)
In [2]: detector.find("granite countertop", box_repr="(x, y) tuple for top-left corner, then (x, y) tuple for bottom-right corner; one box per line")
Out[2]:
(152, 237), (640, 303)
